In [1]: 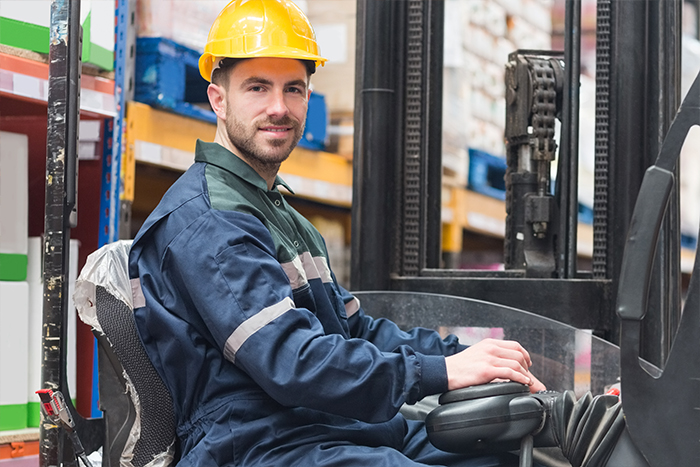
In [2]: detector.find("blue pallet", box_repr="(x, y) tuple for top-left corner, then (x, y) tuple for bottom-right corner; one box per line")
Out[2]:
(467, 148), (507, 200)
(135, 37), (327, 149)
(298, 92), (327, 150)
(135, 37), (216, 123)
(681, 234), (698, 250)
(578, 203), (594, 225)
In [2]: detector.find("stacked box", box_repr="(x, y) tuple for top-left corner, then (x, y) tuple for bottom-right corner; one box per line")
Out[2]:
(134, 37), (216, 123)
(326, 112), (354, 160)
(305, 0), (357, 114)
(0, 131), (29, 431)
(0, 0), (115, 71)
(442, 65), (471, 187)
(0, 132), (28, 282)
(0, 282), (29, 431)
(25, 238), (79, 427)
(137, 0), (230, 53)
(577, 74), (598, 219)
(309, 216), (349, 289)
(679, 36), (700, 242)
(441, 0), (472, 186)
(298, 93), (328, 151)
(25, 238), (43, 428)
(576, 31), (700, 235)
(443, 0), (553, 191)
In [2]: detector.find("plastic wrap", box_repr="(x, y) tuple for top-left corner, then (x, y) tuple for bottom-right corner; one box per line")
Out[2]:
(137, 0), (230, 52)
(74, 240), (176, 467)
(74, 240), (133, 335)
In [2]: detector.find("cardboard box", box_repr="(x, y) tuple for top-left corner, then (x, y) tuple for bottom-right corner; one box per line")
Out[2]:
(0, 282), (29, 431)
(679, 37), (700, 239)
(0, 0), (115, 71)
(137, 0), (229, 53)
(0, 131), (28, 282)
(507, 16), (552, 50)
(442, 67), (472, 178)
(25, 238), (79, 427)
(326, 112), (354, 159)
(305, 0), (357, 114)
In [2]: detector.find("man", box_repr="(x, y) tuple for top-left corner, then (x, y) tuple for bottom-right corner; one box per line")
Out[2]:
(128, 0), (545, 465)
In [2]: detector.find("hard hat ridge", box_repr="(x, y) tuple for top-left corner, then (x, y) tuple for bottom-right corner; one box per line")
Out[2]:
(199, 0), (327, 82)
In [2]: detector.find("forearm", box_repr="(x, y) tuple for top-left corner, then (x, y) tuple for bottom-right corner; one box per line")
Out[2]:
(235, 310), (449, 422)
(347, 307), (466, 356)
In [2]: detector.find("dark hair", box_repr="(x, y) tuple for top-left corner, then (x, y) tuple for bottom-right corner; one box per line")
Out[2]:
(211, 58), (316, 88)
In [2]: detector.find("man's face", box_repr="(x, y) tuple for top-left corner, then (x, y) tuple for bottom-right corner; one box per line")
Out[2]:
(223, 58), (309, 169)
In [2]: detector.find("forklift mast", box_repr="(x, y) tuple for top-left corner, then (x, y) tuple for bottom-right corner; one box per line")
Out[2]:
(41, 0), (103, 465)
(351, 0), (683, 367)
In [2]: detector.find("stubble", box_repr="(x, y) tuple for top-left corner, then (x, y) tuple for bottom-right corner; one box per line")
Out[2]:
(225, 107), (305, 177)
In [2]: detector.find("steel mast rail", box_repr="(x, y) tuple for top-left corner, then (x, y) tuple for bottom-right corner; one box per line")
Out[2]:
(351, 0), (682, 363)
(41, 0), (104, 465)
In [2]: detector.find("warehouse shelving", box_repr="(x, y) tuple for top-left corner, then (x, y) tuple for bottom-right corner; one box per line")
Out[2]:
(124, 105), (698, 275)
(123, 101), (353, 231)
(0, 45), (115, 454)
(0, 49), (116, 118)
(441, 184), (697, 274)
(1, 45), (692, 268)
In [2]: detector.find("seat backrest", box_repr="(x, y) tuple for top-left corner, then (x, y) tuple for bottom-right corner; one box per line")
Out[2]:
(75, 241), (177, 467)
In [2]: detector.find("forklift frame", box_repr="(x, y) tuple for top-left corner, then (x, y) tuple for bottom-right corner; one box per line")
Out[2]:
(351, 0), (683, 367)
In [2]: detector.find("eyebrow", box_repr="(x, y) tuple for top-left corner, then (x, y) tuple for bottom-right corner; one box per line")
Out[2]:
(240, 76), (308, 91)
(286, 79), (308, 90)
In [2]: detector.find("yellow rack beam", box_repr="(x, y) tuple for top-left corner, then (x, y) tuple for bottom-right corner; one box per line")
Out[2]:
(123, 102), (353, 207)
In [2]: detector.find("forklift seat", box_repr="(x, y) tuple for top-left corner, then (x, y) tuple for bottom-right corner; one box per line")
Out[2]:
(74, 240), (177, 467)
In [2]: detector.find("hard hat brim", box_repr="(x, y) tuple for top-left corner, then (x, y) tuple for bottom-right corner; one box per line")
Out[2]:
(199, 50), (327, 82)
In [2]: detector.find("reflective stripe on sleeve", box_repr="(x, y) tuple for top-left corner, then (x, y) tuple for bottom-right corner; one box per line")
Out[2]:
(345, 296), (361, 318)
(311, 255), (332, 283)
(280, 253), (333, 290)
(224, 296), (295, 362)
(280, 255), (307, 289)
(131, 278), (146, 309)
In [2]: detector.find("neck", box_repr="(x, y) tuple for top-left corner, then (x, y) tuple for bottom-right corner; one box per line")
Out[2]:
(213, 122), (279, 190)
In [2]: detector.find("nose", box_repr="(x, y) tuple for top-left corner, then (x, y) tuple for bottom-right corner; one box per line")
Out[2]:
(267, 89), (289, 119)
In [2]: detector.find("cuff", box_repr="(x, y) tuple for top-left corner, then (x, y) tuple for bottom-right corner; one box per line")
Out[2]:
(418, 354), (449, 398)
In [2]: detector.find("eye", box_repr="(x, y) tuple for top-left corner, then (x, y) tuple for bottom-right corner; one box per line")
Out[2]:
(250, 85), (265, 92)
(287, 86), (304, 94)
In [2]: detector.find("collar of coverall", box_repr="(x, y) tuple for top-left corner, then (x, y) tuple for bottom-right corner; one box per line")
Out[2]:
(194, 139), (295, 194)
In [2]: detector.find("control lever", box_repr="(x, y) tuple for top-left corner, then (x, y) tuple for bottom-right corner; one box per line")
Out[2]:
(425, 382), (642, 467)
(36, 389), (94, 467)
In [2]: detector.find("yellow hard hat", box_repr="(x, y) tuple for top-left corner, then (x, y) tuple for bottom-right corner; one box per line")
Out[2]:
(199, 0), (327, 82)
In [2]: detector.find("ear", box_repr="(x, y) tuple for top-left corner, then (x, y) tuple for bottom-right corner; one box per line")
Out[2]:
(207, 83), (227, 120)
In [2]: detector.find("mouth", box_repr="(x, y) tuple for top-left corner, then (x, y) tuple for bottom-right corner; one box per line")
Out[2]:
(259, 125), (294, 137)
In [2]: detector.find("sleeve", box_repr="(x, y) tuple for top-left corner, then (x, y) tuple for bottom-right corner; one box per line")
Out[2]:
(166, 210), (447, 423)
(340, 286), (468, 357)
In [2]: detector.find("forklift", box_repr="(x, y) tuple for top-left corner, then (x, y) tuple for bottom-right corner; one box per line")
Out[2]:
(38, 0), (699, 466)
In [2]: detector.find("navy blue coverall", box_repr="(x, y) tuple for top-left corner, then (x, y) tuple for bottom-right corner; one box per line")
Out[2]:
(128, 141), (520, 466)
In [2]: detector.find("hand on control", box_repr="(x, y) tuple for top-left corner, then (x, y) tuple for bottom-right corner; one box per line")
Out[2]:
(445, 338), (547, 393)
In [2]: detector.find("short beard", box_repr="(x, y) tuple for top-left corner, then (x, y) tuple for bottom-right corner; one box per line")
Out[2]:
(225, 109), (305, 177)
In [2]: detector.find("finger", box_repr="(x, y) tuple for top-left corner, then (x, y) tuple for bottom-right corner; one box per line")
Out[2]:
(484, 365), (532, 387)
(528, 373), (547, 393)
(488, 340), (533, 367)
(492, 367), (531, 386)
(490, 356), (531, 382)
(490, 347), (531, 371)
(498, 357), (529, 378)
